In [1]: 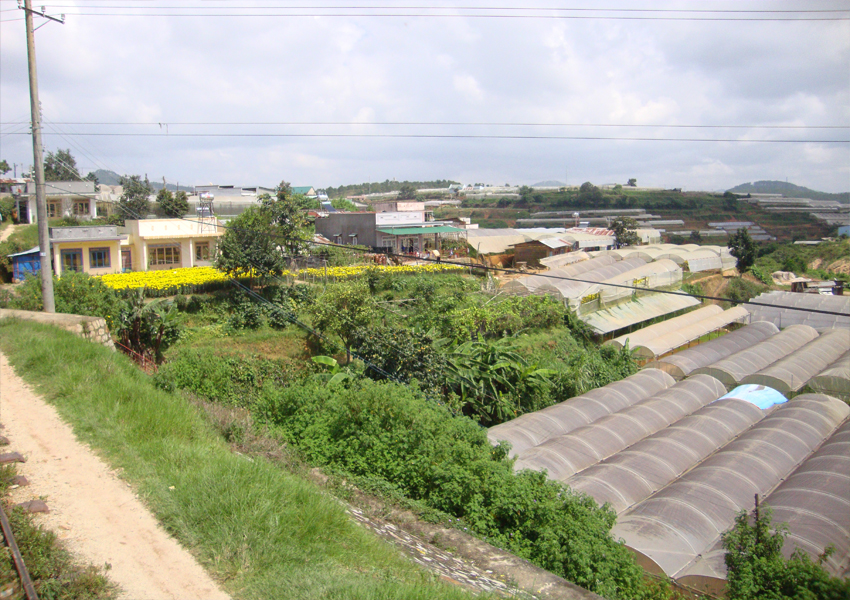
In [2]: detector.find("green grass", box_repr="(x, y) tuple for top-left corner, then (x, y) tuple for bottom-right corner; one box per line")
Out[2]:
(0, 465), (116, 600)
(0, 320), (487, 600)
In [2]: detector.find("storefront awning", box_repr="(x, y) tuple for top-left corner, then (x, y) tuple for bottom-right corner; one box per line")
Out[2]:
(376, 226), (465, 236)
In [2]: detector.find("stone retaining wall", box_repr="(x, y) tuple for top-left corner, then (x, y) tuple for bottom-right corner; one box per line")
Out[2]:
(0, 309), (115, 349)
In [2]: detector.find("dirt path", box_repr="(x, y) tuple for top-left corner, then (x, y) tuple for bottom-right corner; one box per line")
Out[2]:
(0, 352), (231, 600)
(0, 224), (17, 243)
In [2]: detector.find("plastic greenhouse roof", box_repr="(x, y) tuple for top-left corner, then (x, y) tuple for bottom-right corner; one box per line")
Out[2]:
(563, 395), (769, 515)
(486, 369), (675, 457)
(741, 328), (850, 394)
(607, 305), (723, 351)
(626, 306), (749, 359)
(539, 251), (591, 268)
(692, 324), (819, 389)
(744, 291), (850, 330)
(502, 255), (617, 295)
(610, 394), (850, 578)
(808, 348), (850, 401)
(512, 375), (728, 481)
(676, 419), (850, 594)
(593, 259), (683, 306)
(535, 257), (647, 300)
(580, 293), (701, 335)
(647, 321), (780, 380)
(715, 383), (788, 410)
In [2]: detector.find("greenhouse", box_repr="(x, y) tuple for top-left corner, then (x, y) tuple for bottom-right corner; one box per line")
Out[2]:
(628, 306), (749, 359)
(745, 291), (850, 330)
(675, 420), (850, 595)
(647, 321), (779, 380)
(534, 257), (646, 303)
(580, 293), (701, 335)
(610, 394), (850, 579)
(486, 369), (674, 457)
(511, 375), (728, 481)
(678, 249), (724, 272)
(692, 324), (819, 389)
(808, 349), (850, 401)
(501, 255), (618, 296)
(606, 305), (724, 350)
(538, 251), (591, 268)
(741, 328), (850, 394)
(594, 259), (683, 306)
(563, 386), (783, 515)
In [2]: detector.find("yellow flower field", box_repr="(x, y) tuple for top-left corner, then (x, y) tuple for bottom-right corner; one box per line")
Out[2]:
(98, 263), (464, 294)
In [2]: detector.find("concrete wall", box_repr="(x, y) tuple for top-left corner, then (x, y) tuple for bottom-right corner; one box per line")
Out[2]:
(53, 240), (123, 277)
(314, 213), (378, 247)
(0, 309), (114, 349)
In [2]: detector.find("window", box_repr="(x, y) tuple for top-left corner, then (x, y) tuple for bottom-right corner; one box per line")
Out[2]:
(73, 201), (89, 216)
(89, 247), (111, 269)
(60, 249), (83, 273)
(381, 238), (395, 248)
(195, 242), (210, 262)
(148, 245), (181, 266)
(47, 202), (59, 218)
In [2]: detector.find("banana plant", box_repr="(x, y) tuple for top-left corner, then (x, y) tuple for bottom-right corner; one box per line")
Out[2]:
(311, 355), (357, 386)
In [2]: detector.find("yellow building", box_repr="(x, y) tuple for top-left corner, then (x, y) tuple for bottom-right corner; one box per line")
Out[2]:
(48, 218), (224, 276)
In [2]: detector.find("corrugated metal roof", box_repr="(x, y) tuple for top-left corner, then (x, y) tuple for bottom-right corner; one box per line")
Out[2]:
(377, 226), (465, 235)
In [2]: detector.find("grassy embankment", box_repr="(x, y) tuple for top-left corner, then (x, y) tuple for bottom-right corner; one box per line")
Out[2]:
(0, 319), (486, 600)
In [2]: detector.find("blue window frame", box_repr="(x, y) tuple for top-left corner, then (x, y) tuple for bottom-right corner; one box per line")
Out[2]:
(89, 247), (111, 269)
(60, 249), (83, 273)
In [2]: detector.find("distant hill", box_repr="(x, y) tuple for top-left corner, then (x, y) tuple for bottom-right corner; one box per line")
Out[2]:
(89, 169), (193, 192)
(532, 180), (566, 187)
(727, 180), (849, 203)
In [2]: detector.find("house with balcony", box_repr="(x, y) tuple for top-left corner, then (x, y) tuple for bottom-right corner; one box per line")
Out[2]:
(17, 181), (98, 224)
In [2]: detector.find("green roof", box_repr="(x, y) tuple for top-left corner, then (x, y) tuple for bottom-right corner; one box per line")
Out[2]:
(376, 226), (465, 236)
(291, 186), (314, 194)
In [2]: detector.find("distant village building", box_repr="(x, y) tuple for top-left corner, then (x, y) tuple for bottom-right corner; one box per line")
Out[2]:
(314, 210), (464, 253)
(16, 180), (97, 224)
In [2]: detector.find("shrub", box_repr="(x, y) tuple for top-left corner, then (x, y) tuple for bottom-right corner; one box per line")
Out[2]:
(252, 378), (657, 600)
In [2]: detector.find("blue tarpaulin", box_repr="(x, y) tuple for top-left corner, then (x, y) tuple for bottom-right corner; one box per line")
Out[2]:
(716, 384), (787, 410)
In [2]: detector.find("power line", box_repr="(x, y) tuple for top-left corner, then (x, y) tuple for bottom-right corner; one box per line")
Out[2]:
(10, 120), (847, 129)
(6, 131), (847, 143)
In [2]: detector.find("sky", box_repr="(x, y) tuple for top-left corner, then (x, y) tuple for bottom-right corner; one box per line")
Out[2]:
(1, 1), (848, 193)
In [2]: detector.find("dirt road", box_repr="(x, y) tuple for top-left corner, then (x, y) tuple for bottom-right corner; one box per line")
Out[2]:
(0, 352), (231, 600)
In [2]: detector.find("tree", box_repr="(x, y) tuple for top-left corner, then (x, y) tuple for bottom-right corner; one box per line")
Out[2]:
(610, 217), (640, 248)
(264, 181), (311, 254)
(689, 230), (703, 243)
(43, 149), (79, 181)
(728, 228), (757, 272)
(117, 175), (154, 223)
(85, 172), (99, 186)
(215, 205), (287, 281)
(0, 159), (10, 175)
(722, 502), (850, 600)
(156, 188), (189, 218)
(397, 184), (417, 200)
(626, 178), (637, 187)
(309, 280), (376, 362)
(578, 182), (603, 207)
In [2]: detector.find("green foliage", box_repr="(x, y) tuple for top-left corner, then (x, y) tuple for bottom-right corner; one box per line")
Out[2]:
(442, 295), (567, 342)
(442, 337), (555, 425)
(253, 378), (658, 600)
(324, 180), (458, 199)
(722, 506), (850, 600)
(154, 349), (297, 406)
(611, 217), (640, 247)
(155, 188), (190, 218)
(351, 324), (446, 395)
(43, 148), (80, 181)
(728, 228), (757, 272)
(10, 271), (124, 329)
(727, 277), (768, 304)
(0, 159), (10, 175)
(215, 205), (287, 280)
(750, 265), (773, 285)
(1, 502), (115, 599)
(115, 289), (182, 361)
(264, 182), (312, 254)
(551, 344), (638, 402)
(118, 174), (154, 222)
(309, 280), (376, 360)
(681, 282), (704, 297)
(397, 184), (417, 200)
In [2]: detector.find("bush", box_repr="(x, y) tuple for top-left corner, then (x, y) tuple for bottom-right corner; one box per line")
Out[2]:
(750, 265), (773, 285)
(253, 378), (656, 600)
(9, 271), (125, 330)
(727, 277), (768, 304)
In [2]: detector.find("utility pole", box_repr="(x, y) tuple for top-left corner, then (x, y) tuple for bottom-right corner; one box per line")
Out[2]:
(22, 0), (64, 313)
